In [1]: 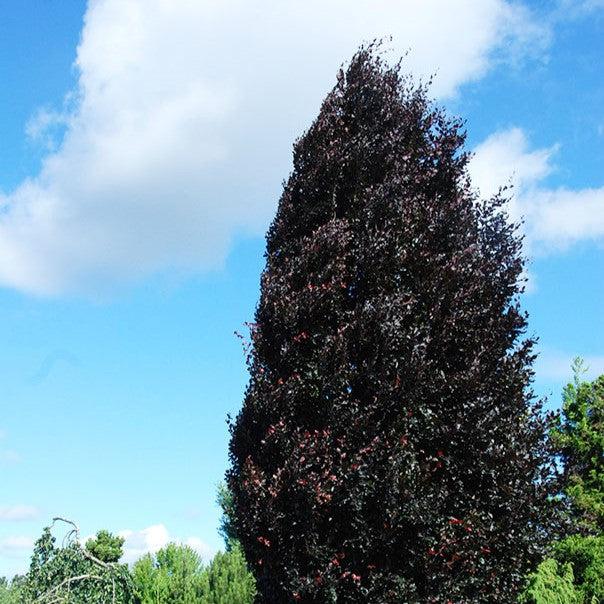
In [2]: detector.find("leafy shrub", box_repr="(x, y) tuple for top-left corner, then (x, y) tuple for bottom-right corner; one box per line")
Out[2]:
(519, 558), (581, 604)
(0, 577), (21, 604)
(554, 535), (604, 603)
(132, 544), (206, 603)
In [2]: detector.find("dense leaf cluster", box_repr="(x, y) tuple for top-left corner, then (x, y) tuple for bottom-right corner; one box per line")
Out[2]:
(19, 524), (134, 604)
(552, 535), (604, 602)
(0, 577), (22, 604)
(202, 545), (257, 604)
(132, 542), (255, 604)
(228, 45), (560, 602)
(519, 534), (604, 603)
(519, 558), (582, 604)
(520, 367), (604, 603)
(552, 360), (604, 533)
(86, 530), (126, 564)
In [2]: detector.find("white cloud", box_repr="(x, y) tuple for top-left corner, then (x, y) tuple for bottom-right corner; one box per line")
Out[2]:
(0, 506), (40, 522)
(119, 524), (215, 565)
(469, 128), (604, 254)
(184, 536), (215, 560)
(0, 0), (548, 296)
(470, 128), (555, 201)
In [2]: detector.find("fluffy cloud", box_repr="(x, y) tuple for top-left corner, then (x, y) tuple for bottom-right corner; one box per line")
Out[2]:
(0, 0), (548, 296)
(0, 505), (40, 522)
(119, 524), (215, 565)
(469, 127), (604, 254)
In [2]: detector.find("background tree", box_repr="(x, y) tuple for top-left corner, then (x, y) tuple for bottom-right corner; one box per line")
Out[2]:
(19, 518), (133, 603)
(131, 542), (255, 604)
(228, 44), (560, 602)
(131, 553), (166, 604)
(519, 520), (604, 603)
(132, 543), (206, 604)
(216, 483), (238, 549)
(0, 577), (21, 604)
(200, 543), (256, 604)
(552, 359), (604, 533)
(520, 365), (604, 603)
(518, 558), (582, 604)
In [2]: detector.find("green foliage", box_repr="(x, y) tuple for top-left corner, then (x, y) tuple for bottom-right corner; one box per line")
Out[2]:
(200, 542), (256, 604)
(132, 543), (206, 603)
(520, 364), (604, 604)
(216, 483), (238, 549)
(19, 520), (134, 603)
(553, 535), (604, 603)
(552, 359), (604, 532)
(131, 542), (255, 604)
(131, 554), (170, 603)
(519, 559), (581, 604)
(519, 536), (604, 604)
(86, 529), (125, 563)
(0, 578), (21, 604)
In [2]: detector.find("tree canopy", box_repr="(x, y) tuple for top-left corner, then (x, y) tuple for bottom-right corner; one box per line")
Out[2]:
(228, 44), (561, 602)
(553, 359), (604, 533)
(86, 530), (126, 564)
(520, 365), (604, 603)
(131, 542), (255, 604)
(19, 519), (133, 604)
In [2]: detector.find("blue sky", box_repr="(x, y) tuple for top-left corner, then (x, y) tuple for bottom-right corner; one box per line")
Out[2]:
(0, 0), (603, 577)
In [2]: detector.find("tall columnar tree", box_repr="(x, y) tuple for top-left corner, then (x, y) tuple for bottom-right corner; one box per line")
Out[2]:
(228, 45), (560, 602)
(217, 482), (239, 549)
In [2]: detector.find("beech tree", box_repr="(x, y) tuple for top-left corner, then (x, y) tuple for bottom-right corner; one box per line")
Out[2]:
(227, 45), (560, 602)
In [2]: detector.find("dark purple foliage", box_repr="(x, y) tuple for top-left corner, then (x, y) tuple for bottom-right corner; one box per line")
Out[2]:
(228, 45), (560, 603)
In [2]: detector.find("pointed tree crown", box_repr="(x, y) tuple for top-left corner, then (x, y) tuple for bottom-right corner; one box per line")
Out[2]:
(229, 45), (559, 603)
